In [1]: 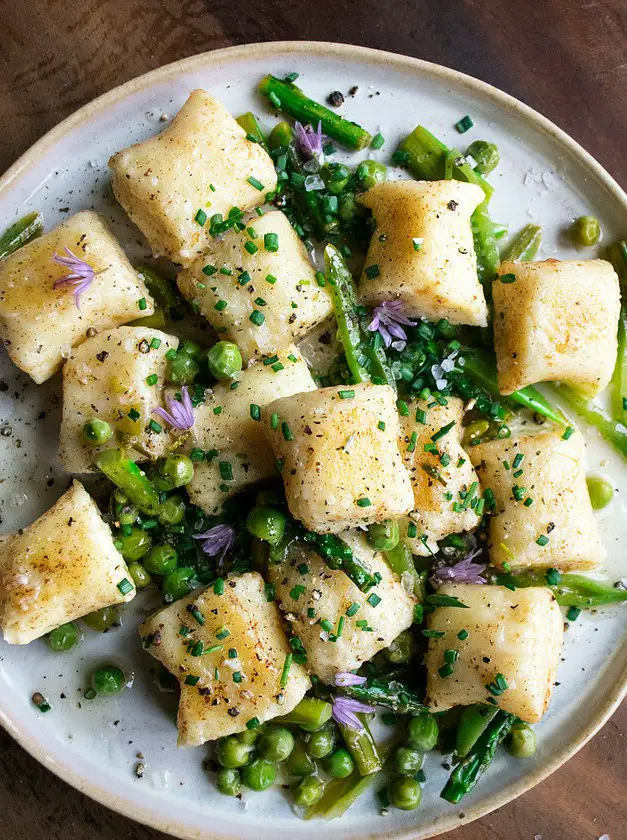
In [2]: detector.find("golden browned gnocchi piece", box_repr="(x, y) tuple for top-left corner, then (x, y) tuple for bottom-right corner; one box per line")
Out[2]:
(268, 531), (415, 684)
(264, 382), (414, 533)
(0, 211), (153, 383)
(109, 90), (278, 266)
(359, 180), (488, 326)
(59, 326), (179, 473)
(139, 572), (310, 746)
(470, 427), (604, 570)
(177, 210), (332, 361)
(186, 345), (316, 514)
(493, 259), (620, 396)
(0, 481), (135, 644)
(399, 397), (480, 555)
(425, 583), (563, 723)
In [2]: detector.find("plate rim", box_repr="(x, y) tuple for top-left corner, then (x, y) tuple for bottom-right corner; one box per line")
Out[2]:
(0, 39), (625, 840)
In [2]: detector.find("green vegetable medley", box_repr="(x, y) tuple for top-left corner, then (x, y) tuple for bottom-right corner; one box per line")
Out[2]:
(1, 70), (626, 823)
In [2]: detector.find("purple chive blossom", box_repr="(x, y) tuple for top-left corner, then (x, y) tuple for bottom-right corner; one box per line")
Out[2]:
(367, 300), (416, 350)
(334, 672), (368, 687)
(294, 121), (324, 160)
(432, 549), (487, 585)
(52, 248), (97, 309)
(193, 524), (236, 563)
(331, 695), (374, 730)
(152, 386), (195, 432)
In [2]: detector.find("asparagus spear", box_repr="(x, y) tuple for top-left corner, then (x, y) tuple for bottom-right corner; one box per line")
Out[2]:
(499, 223), (542, 262)
(324, 244), (395, 388)
(384, 541), (426, 598)
(548, 383), (627, 460)
(337, 678), (428, 715)
(493, 570), (627, 609)
(608, 239), (627, 424)
(277, 696), (332, 729)
(304, 761), (383, 819)
(0, 211), (44, 259)
(455, 704), (499, 757)
(96, 450), (162, 516)
(337, 715), (382, 776)
(236, 112), (268, 150)
(303, 530), (379, 592)
(441, 710), (516, 803)
(458, 349), (566, 425)
(258, 75), (372, 150)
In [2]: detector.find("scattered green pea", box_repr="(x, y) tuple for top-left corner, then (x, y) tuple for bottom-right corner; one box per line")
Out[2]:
(258, 725), (295, 762)
(407, 713), (439, 751)
(215, 767), (241, 796)
(586, 475), (614, 510)
(128, 562), (152, 588)
(159, 455), (194, 488)
(357, 159), (387, 190)
(207, 341), (243, 380)
(83, 417), (113, 445)
(83, 606), (119, 632)
(158, 494), (186, 526)
(144, 544), (178, 576)
(217, 736), (253, 768)
(286, 740), (315, 777)
(166, 352), (199, 385)
(571, 215), (601, 247)
(305, 723), (336, 759)
(292, 775), (324, 806)
(394, 746), (423, 776)
(385, 629), (415, 664)
(323, 746), (355, 779)
(245, 506), (286, 546)
(91, 664), (126, 695)
(388, 776), (422, 810)
(242, 757), (276, 791)
(118, 526), (152, 561)
(47, 622), (81, 652)
(162, 566), (197, 600)
(506, 722), (536, 758)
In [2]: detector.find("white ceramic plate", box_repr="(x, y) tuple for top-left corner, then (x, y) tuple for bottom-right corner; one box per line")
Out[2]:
(0, 41), (625, 840)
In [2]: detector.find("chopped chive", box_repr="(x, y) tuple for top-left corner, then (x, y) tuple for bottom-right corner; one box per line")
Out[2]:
(117, 578), (133, 595)
(545, 567), (561, 585)
(202, 264), (217, 277)
(524, 497), (534, 507)
(264, 232), (279, 252)
(249, 309), (265, 325)
(204, 644), (224, 654)
(364, 264), (380, 280)
(431, 420), (456, 443)
(499, 273), (516, 284)
(263, 354), (279, 365)
(271, 413), (279, 430)
(280, 653), (293, 687)
(238, 270), (251, 286)
(244, 241), (258, 255)
(148, 419), (162, 433)
(562, 426), (575, 440)
(190, 641), (204, 657)
(412, 237), (423, 252)
(407, 522), (417, 538)
(184, 675), (200, 686)
(213, 577), (225, 595)
(356, 497), (372, 507)
(232, 671), (243, 683)
(247, 176), (265, 191)
(216, 626), (230, 640)
(346, 602), (360, 617)
(265, 582), (276, 602)
(512, 453), (524, 469)
(337, 615), (345, 637)
(250, 403), (261, 421)
(219, 461), (233, 481)
(367, 593), (381, 608)
(320, 619), (334, 633)
(246, 716), (261, 729)
(266, 273), (278, 285)
(194, 209), (207, 226)
(254, 297), (267, 306)
(455, 115), (473, 133)
(165, 348), (177, 361)
(407, 431), (418, 453)
(415, 408), (427, 424)
(150, 337), (161, 349)
(371, 132), (385, 149)
(566, 606), (581, 622)
(281, 421), (293, 441)
(338, 389), (355, 399)
(271, 361), (284, 372)
(438, 663), (454, 678)
(214, 299), (228, 311)
(377, 420), (386, 431)
(219, 266), (233, 276)
(457, 629), (469, 640)
(444, 648), (459, 664)
(536, 535), (549, 546)
(397, 400), (409, 416)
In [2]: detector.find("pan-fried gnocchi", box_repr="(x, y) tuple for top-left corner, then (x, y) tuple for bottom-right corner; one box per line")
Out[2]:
(470, 428), (604, 570)
(186, 345), (316, 514)
(398, 397), (480, 555)
(139, 572), (310, 746)
(425, 583), (563, 723)
(0, 481), (135, 644)
(0, 211), (153, 383)
(59, 326), (179, 473)
(109, 90), (278, 266)
(177, 210), (332, 361)
(268, 531), (415, 684)
(359, 181), (488, 326)
(264, 382), (414, 533)
(493, 259), (620, 396)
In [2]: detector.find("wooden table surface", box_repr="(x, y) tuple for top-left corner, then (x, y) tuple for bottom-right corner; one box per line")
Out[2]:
(0, 1), (625, 838)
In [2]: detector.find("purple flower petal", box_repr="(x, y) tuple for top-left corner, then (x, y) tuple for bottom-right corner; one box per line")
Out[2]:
(331, 695), (374, 730)
(334, 672), (368, 687)
(432, 549), (487, 585)
(367, 300), (416, 348)
(193, 523), (236, 563)
(152, 386), (195, 431)
(294, 121), (324, 159)
(52, 247), (97, 309)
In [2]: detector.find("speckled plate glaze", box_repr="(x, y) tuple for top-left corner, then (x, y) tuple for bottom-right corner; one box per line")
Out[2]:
(0, 41), (625, 840)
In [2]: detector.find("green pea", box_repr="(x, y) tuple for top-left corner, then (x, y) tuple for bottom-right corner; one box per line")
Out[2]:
(323, 746), (354, 779)
(215, 767), (241, 796)
(571, 215), (601, 247)
(179, 339), (203, 359)
(162, 566), (197, 600)
(159, 454), (194, 488)
(112, 490), (138, 526)
(388, 776), (422, 811)
(586, 475), (614, 510)
(91, 664), (126, 695)
(158, 494), (186, 526)
(357, 159), (387, 191)
(394, 746), (423, 776)
(285, 740), (315, 777)
(385, 629), (415, 665)
(241, 757), (276, 791)
(207, 341), (243, 380)
(407, 713), (439, 751)
(83, 417), (113, 445)
(245, 506), (286, 546)
(305, 723), (336, 759)
(238, 727), (262, 746)
(142, 545), (176, 576)
(292, 775), (324, 807)
(216, 735), (253, 768)
(82, 606), (119, 632)
(367, 519), (400, 552)
(118, 527), (152, 561)
(166, 352), (199, 385)
(465, 140), (500, 175)
(506, 722), (536, 758)
(268, 121), (294, 151)
(258, 725), (295, 762)
(47, 621), (81, 652)
(128, 562), (152, 588)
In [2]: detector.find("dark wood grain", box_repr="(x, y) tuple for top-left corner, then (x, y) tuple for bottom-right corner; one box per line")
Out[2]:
(0, 1), (625, 839)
